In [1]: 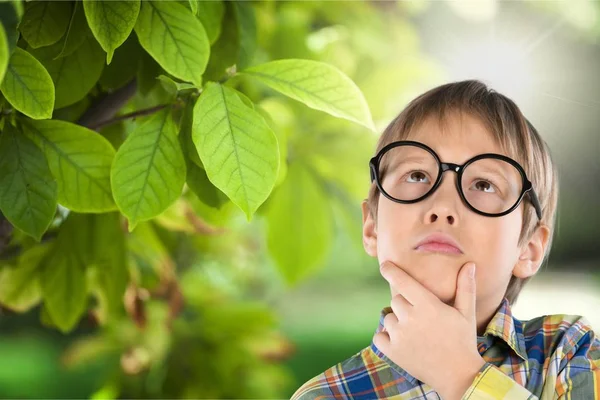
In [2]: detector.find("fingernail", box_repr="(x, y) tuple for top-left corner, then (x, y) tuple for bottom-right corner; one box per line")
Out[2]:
(469, 263), (476, 278)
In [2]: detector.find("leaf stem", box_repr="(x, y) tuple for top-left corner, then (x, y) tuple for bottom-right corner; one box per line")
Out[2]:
(88, 103), (171, 131)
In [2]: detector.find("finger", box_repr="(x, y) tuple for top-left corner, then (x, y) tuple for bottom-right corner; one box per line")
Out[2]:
(372, 331), (390, 354)
(380, 260), (437, 306)
(390, 293), (412, 325)
(454, 262), (477, 322)
(382, 310), (399, 336)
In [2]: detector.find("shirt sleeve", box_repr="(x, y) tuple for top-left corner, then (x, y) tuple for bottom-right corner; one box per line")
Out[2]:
(461, 362), (539, 400)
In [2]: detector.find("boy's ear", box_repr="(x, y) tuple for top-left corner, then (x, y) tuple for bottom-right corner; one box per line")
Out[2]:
(361, 200), (378, 258)
(513, 224), (551, 279)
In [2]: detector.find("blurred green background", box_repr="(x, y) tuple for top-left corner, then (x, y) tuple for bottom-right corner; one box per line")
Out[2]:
(1, 1), (599, 399)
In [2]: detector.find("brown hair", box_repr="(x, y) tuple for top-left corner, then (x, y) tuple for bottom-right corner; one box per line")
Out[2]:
(366, 79), (559, 305)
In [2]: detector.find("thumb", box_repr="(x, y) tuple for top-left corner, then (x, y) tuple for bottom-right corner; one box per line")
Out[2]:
(454, 262), (477, 321)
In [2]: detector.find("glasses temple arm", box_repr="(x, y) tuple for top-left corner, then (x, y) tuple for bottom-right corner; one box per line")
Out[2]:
(529, 189), (543, 221)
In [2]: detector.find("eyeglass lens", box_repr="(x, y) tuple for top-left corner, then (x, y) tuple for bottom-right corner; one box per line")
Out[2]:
(378, 145), (523, 215)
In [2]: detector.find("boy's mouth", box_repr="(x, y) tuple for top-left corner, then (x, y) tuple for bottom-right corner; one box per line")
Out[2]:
(415, 242), (462, 254)
(414, 232), (463, 254)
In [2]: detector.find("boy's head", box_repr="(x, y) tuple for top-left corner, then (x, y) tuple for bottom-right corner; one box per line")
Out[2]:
(362, 80), (558, 312)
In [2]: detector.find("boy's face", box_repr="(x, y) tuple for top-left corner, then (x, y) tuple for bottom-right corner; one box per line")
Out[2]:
(362, 111), (549, 316)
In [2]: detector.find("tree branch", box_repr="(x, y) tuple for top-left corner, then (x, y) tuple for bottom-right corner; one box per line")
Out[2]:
(88, 103), (170, 131)
(77, 79), (138, 131)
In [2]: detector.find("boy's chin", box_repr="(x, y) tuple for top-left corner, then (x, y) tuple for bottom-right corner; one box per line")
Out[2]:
(392, 281), (456, 306)
(420, 280), (457, 305)
(432, 290), (456, 306)
(383, 257), (459, 304)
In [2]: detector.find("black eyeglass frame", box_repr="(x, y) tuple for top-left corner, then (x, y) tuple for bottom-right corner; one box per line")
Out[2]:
(369, 140), (543, 220)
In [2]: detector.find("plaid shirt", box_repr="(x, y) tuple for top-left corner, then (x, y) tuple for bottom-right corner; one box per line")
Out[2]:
(290, 296), (600, 399)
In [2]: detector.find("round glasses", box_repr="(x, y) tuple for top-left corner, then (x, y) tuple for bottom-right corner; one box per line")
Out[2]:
(369, 141), (542, 220)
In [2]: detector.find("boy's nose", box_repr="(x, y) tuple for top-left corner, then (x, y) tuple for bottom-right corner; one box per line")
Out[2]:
(424, 171), (459, 225)
(428, 212), (455, 225)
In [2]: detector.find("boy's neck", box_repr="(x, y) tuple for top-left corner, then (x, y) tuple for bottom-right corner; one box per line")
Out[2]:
(474, 296), (507, 337)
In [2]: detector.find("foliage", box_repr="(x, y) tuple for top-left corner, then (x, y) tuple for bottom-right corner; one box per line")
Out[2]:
(0, 0), (438, 397)
(0, 0), (373, 327)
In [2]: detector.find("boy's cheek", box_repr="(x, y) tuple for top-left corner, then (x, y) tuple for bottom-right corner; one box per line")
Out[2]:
(375, 229), (411, 259)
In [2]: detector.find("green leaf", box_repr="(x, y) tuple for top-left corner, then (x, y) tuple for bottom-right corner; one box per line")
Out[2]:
(202, 2), (238, 82)
(157, 75), (197, 96)
(20, 119), (117, 212)
(134, 1), (209, 86)
(186, 159), (228, 209)
(83, 0), (140, 64)
(111, 108), (186, 231)
(19, 1), (71, 49)
(136, 48), (163, 96)
(232, 2), (256, 70)
(177, 98), (202, 167)
(266, 162), (333, 284)
(192, 82), (279, 221)
(98, 34), (142, 91)
(12, 0), (24, 18)
(188, 0), (197, 16)
(0, 243), (50, 312)
(0, 47), (54, 119)
(234, 89), (255, 110)
(254, 101), (288, 189)
(40, 303), (56, 328)
(239, 59), (375, 131)
(329, 183), (365, 253)
(54, 1), (91, 59)
(0, 23), (8, 84)
(89, 212), (128, 317)
(99, 121), (125, 150)
(0, 123), (57, 241)
(127, 220), (173, 279)
(0, 1), (22, 56)
(30, 35), (105, 109)
(193, 0), (224, 45)
(40, 213), (89, 333)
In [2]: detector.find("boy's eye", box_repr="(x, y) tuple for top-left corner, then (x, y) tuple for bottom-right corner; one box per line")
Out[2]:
(406, 171), (430, 183)
(471, 179), (497, 193)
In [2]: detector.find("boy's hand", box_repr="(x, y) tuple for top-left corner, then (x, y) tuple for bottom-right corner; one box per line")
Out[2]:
(373, 260), (486, 400)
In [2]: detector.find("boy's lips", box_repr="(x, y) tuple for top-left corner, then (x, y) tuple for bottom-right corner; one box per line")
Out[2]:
(414, 232), (463, 254)
(415, 242), (462, 254)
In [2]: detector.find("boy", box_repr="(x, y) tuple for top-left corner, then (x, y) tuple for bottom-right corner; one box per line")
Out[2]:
(290, 80), (600, 399)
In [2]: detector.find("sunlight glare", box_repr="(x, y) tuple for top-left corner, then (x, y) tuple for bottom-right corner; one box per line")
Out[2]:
(446, 37), (533, 102)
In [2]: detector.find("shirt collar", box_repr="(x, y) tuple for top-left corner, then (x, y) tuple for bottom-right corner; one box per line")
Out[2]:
(369, 296), (528, 385)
